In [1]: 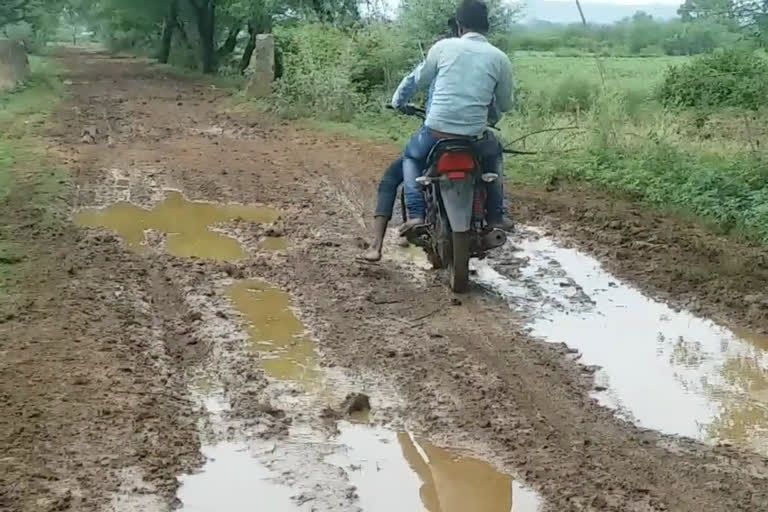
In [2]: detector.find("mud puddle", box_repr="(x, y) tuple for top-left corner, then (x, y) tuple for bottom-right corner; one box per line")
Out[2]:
(75, 190), (280, 260)
(76, 192), (543, 510)
(227, 279), (319, 387)
(331, 423), (541, 512)
(179, 411), (540, 512)
(477, 229), (768, 454)
(190, 277), (542, 511)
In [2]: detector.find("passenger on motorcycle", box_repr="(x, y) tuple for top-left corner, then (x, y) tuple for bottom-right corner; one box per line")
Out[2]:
(395, 0), (514, 233)
(363, 7), (514, 262)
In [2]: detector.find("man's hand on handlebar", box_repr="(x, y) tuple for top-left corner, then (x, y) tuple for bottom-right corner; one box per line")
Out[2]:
(387, 104), (426, 118)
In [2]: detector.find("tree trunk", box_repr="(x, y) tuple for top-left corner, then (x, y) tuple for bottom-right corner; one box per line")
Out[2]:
(176, 20), (193, 49)
(239, 21), (256, 74)
(189, 0), (217, 73)
(216, 21), (241, 62)
(158, 0), (179, 64)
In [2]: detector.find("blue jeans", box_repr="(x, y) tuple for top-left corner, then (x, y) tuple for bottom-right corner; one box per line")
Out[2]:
(401, 126), (505, 222)
(374, 157), (404, 220)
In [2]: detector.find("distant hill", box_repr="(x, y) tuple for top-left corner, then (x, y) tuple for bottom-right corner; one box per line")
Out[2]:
(523, 1), (680, 24)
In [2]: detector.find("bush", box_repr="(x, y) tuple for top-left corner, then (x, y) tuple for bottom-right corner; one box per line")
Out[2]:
(349, 25), (416, 96)
(657, 48), (768, 110)
(549, 76), (598, 113)
(272, 25), (365, 120)
(3, 22), (50, 54)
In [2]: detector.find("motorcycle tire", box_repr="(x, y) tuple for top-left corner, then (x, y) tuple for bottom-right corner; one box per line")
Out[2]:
(450, 231), (471, 293)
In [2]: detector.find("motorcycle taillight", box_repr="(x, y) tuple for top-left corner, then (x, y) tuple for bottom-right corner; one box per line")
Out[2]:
(436, 152), (475, 174)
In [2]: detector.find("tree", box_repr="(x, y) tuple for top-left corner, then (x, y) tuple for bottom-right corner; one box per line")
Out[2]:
(185, 0), (216, 73)
(61, 4), (85, 44)
(1, 0), (41, 27)
(158, 0), (179, 63)
(678, 0), (734, 21)
(398, 0), (521, 47)
(1, 0), (64, 51)
(733, 0), (768, 45)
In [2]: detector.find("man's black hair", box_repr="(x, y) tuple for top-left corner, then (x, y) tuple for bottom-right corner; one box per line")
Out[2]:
(456, 0), (490, 34)
(446, 16), (459, 37)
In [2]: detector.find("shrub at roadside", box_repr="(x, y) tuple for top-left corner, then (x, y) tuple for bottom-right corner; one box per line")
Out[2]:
(272, 25), (366, 120)
(658, 48), (768, 110)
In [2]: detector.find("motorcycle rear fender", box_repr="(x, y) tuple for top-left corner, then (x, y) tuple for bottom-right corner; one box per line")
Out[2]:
(438, 176), (474, 233)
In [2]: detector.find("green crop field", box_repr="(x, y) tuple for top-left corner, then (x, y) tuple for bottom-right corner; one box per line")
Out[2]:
(513, 54), (688, 92)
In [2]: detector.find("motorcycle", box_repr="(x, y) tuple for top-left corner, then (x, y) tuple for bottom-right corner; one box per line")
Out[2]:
(394, 106), (508, 293)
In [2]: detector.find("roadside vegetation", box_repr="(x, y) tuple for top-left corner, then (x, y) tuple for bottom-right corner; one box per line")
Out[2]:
(4, 0), (768, 244)
(0, 56), (66, 308)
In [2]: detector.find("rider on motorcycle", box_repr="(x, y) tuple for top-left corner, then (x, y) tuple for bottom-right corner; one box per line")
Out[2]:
(396, 0), (514, 233)
(363, 6), (514, 262)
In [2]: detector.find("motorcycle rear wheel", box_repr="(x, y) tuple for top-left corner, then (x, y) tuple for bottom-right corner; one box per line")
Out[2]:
(449, 231), (470, 293)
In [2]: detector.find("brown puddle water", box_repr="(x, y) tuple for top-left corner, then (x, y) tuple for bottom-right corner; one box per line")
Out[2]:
(179, 421), (540, 512)
(188, 279), (542, 511)
(475, 231), (768, 455)
(75, 190), (280, 260)
(329, 424), (540, 512)
(227, 280), (319, 387)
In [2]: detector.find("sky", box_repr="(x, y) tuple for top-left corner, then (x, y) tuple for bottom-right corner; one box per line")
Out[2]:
(374, 0), (682, 23)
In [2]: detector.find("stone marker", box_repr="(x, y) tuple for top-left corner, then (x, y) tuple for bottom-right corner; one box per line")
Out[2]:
(0, 39), (30, 92)
(246, 34), (274, 98)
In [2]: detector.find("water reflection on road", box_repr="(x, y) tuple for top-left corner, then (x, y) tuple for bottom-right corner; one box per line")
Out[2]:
(476, 229), (768, 455)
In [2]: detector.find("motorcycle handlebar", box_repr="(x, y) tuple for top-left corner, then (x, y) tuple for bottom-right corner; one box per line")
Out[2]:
(386, 104), (426, 118)
(387, 104), (532, 154)
(387, 104), (499, 131)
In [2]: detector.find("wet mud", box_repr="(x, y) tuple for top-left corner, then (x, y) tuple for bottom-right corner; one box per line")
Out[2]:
(511, 186), (768, 334)
(4, 47), (768, 512)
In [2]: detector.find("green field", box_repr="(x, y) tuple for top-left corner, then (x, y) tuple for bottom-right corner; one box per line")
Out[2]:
(513, 54), (688, 92)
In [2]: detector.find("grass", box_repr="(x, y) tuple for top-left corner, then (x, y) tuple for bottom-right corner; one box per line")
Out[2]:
(513, 54), (687, 93)
(0, 55), (67, 306)
(492, 55), (768, 246)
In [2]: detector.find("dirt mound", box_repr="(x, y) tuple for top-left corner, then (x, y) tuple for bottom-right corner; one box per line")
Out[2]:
(0, 39), (29, 91)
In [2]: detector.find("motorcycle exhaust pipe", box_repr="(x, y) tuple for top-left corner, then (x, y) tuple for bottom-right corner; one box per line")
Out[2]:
(481, 228), (507, 251)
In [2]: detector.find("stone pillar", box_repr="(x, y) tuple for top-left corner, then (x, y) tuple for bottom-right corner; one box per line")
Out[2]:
(246, 34), (275, 98)
(0, 39), (30, 92)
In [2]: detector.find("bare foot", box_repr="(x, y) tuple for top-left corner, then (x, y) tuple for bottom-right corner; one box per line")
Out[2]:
(363, 248), (382, 262)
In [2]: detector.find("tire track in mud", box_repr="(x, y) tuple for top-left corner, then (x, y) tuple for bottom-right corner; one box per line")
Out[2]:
(15, 48), (768, 512)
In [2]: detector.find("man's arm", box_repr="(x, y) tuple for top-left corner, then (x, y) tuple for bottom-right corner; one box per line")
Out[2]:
(488, 97), (501, 126)
(495, 55), (515, 113)
(391, 44), (441, 110)
(391, 65), (420, 110)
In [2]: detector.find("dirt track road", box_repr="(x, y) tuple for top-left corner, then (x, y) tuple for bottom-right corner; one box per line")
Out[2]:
(3, 49), (768, 512)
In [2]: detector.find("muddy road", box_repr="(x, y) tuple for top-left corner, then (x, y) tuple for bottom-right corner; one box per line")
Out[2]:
(3, 48), (768, 512)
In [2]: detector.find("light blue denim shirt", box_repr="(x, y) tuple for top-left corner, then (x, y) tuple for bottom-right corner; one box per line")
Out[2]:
(392, 33), (514, 137)
(393, 64), (502, 126)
